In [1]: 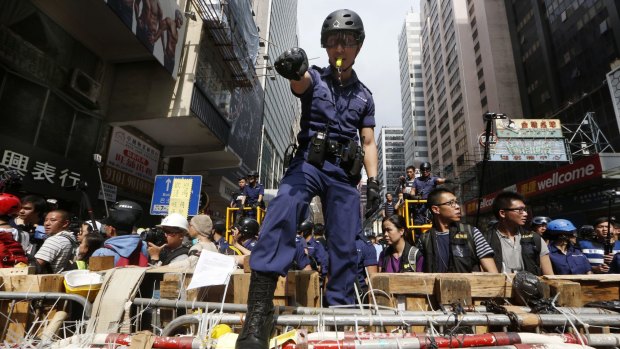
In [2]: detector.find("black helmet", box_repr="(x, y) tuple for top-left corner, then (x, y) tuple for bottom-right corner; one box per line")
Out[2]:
(320, 9), (365, 48)
(213, 220), (226, 234)
(238, 217), (260, 239)
(247, 170), (259, 178)
(103, 200), (143, 231)
(420, 162), (432, 171)
(298, 220), (314, 237)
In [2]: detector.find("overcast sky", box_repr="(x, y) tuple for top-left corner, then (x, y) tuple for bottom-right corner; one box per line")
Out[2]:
(297, 0), (420, 136)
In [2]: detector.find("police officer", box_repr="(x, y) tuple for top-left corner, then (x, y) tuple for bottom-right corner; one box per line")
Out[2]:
(300, 220), (329, 279)
(578, 217), (620, 273)
(236, 9), (379, 349)
(546, 219), (591, 275)
(355, 232), (377, 301)
(412, 162), (448, 224)
(211, 220), (236, 255)
(241, 171), (264, 218)
(531, 216), (551, 241)
(233, 217), (260, 255)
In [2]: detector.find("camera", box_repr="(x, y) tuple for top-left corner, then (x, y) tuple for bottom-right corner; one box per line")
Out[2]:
(140, 227), (166, 247)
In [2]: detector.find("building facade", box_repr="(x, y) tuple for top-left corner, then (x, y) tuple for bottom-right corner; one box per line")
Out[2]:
(377, 127), (406, 197)
(420, 0), (523, 201)
(252, 0), (300, 189)
(0, 0), (265, 220)
(398, 11), (428, 169)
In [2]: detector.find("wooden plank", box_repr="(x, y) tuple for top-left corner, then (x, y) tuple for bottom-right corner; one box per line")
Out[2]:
(406, 296), (429, 333)
(545, 280), (582, 307)
(369, 273), (436, 295)
(579, 280), (620, 303)
(434, 275), (472, 306)
(287, 270), (320, 308)
(89, 256), (114, 271)
(461, 273), (512, 298)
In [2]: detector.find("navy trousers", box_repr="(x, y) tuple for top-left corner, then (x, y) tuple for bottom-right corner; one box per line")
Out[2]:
(249, 156), (360, 305)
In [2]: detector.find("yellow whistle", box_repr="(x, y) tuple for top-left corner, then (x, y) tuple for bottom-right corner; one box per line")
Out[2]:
(336, 58), (343, 68)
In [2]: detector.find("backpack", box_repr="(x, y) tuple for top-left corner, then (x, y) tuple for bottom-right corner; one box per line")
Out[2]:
(104, 241), (148, 267)
(0, 232), (28, 267)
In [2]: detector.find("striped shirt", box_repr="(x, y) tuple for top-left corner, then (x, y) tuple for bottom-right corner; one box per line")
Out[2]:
(34, 231), (76, 273)
(578, 239), (620, 266)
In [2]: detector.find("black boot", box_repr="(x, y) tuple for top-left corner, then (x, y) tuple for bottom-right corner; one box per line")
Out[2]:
(235, 271), (278, 349)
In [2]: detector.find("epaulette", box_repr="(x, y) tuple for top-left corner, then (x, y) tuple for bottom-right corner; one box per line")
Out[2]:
(358, 80), (373, 95)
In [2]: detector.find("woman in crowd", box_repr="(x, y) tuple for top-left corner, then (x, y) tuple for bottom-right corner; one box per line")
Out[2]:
(378, 215), (420, 272)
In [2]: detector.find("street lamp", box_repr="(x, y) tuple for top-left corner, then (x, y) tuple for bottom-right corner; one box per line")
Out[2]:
(475, 112), (507, 228)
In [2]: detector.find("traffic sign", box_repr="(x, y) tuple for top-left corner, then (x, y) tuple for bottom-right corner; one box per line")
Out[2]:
(150, 175), (202, 216)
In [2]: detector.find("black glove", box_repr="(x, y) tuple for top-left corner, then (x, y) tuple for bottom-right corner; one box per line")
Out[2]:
(274, 47), (308, 81)
(365, 178), (381, 219)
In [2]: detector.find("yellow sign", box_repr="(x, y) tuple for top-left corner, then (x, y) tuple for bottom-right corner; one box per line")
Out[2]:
(168, 178), (192, 216)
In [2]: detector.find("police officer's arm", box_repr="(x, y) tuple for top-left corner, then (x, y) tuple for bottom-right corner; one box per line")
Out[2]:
(479, 256), (499, 273)
(290, 72), (312, 95)
(540, 254), (554, 275)
(360, 127), (377, 178)
(436, 177), (447, 185)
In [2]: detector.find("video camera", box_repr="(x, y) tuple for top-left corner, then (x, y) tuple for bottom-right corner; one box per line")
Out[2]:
(140, 227), (166, 247)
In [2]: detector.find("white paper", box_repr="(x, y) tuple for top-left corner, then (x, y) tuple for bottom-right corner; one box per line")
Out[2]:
(187, 251), (237, 290)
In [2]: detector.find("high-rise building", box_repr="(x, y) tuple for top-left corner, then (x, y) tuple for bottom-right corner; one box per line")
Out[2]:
(398, 11), (428, 169)
(504, 0), (620, 148)
(252, 0), (300, 189)
(377, 127), (406, 197)
(420, 0), (523, 198)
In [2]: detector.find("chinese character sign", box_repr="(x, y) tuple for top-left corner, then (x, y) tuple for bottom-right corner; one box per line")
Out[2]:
(106, 127), (160, 183)
(495, 119), (563, 138)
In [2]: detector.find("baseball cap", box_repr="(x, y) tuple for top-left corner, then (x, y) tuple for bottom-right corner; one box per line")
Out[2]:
(103, 200), (143, 232)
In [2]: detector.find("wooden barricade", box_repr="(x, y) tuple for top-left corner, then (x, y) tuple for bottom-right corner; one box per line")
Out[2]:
(0, 272), (64, 343)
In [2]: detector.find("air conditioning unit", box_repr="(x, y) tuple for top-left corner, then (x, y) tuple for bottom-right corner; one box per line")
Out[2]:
(69, 69), (101, 104)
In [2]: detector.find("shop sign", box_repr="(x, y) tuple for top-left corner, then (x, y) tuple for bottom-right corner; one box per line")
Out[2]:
(1, 149), (82, 188)
(103, 166), (153, 196)
(106, 127), (160, 183)
(495, 119), (563, 138)
(517, 155), (602, 197)
(98, 182), (117, 202)
(490, 139), (568, 161)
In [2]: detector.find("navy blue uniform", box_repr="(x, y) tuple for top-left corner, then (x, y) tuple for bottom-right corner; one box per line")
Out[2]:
(249, 65), (375, 305)
(290, 235), (311, 270)
(548, 243), (592, 275)
(356, 237), (377, 292)
(243, 238), (258, 252)
(307, 237), (329, 277)
(412, 175), (439, 224)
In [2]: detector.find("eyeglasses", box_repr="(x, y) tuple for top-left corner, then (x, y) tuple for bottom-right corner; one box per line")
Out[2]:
(436, 199), (459, 208)
(164, 230), (183, 236)
(324, 33), (359, 48)
(502, 207), (528, 213)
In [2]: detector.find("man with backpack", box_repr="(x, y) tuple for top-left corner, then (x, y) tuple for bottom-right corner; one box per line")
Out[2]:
(34, 209), (78, 273)
(485, 191), (554, 275)
(419, 188), (497, 273)
(92, 200), (148, 267)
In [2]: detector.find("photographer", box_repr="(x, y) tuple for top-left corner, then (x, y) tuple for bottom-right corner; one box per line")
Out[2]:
(148, 213), (190, 266)
(92, 201), (148, 267)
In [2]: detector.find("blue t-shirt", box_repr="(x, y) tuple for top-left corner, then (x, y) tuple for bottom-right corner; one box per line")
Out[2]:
(295, 66), (375, 149)
(548, 243), (592, 275)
